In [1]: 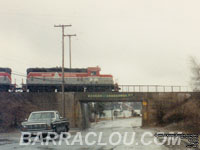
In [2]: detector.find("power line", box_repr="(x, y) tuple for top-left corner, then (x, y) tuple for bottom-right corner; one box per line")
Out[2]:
(12, 72), (63, 83)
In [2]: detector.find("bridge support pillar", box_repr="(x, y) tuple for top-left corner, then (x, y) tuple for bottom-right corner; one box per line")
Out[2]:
(80, 103), (91, 129)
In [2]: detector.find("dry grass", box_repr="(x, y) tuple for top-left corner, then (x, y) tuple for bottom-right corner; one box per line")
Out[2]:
(154, 95), (200, 133)
(0, 93), (40, 132)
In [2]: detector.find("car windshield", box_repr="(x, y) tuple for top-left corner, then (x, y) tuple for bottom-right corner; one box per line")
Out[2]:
(28, 112), (55, 121)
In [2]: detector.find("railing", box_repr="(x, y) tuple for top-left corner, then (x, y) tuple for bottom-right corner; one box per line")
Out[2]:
(118, 85), (192, 92)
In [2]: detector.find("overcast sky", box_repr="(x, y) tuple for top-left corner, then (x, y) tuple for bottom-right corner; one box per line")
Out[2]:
(1, 0), (200, 86)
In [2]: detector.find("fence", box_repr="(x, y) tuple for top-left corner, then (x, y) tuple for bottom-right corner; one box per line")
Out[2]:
(118, 85), (192, 92)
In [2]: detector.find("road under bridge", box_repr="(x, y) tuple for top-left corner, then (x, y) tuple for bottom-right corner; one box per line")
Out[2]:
(75, 92), (192, 129)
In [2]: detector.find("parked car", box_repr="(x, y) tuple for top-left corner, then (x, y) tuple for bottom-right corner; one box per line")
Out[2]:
(21, 111), (69, 140)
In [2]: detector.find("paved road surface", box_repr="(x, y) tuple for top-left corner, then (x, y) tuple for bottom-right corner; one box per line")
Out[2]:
(0, 118), (192, 150)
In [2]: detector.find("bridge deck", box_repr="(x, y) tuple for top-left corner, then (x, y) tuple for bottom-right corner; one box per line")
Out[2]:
(75, 92), (193, 102)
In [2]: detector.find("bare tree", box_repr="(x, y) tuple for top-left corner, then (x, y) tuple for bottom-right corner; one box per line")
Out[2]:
(190, 56), (200, 91)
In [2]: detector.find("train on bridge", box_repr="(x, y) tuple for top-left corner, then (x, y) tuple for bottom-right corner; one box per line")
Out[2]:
(0, 68), (15, 92)
(0, 66), (118, 92)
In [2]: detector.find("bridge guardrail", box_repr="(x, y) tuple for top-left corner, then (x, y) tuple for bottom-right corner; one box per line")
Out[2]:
(118, 85), (192, 92)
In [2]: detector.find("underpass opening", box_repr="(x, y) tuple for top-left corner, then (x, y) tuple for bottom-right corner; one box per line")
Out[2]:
(93, 102), (141, 119)
(74, 92), (191, 129)
(76, 92), (146, 129)
(91, 102), (142, 123)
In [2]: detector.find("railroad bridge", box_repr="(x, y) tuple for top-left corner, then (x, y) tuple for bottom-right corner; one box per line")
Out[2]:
(75, 91), (192, 129)
(0, 85), (195, 129)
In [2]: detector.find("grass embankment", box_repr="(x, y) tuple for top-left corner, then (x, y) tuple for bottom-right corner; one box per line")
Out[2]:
(154, 93), (200, 133)
(0, 93), (39, 132)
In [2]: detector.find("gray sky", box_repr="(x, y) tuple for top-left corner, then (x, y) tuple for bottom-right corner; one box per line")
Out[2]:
(0, 0), (200, 86)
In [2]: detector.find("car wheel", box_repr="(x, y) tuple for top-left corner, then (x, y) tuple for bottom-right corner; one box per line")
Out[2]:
(65, 126), (69, 132)
(23, 134), (29, 143)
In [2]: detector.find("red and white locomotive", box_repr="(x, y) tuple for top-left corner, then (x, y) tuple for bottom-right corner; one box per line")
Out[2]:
(0, 68), (13, 92)
(25, 66), (115, 92)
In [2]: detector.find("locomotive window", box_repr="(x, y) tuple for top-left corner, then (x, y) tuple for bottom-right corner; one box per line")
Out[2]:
(91, 71), (96, 76)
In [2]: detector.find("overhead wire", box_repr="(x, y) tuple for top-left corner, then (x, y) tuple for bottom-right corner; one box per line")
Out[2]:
(12, 71), (63, 83)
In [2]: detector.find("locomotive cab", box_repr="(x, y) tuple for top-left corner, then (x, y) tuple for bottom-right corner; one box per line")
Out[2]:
(87, 67), (100, 76)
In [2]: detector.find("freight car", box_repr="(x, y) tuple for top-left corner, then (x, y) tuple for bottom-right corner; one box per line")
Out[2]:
(25, 66), (115, 92)
(0, 68), (14, 92)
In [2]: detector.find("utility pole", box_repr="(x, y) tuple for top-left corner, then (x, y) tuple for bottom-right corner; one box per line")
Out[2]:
(54, 24), (71, 117)
(65, 34), (76, 68)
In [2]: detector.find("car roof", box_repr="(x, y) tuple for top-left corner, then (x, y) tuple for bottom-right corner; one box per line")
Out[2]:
(31, 111), (58, 113)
